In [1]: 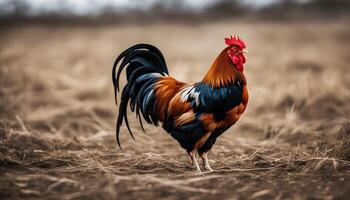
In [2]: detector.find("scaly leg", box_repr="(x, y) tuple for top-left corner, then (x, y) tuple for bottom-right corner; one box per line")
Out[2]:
(189, 151), (202, 173)
(200, 152), (213, 171)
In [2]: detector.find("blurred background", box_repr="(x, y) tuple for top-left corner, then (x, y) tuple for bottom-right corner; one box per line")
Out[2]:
(1, 0), (350, 24)
(0, 0), (349, 199)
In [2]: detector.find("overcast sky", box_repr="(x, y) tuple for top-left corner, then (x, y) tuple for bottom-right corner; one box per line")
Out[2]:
(0, 0), (295, 16)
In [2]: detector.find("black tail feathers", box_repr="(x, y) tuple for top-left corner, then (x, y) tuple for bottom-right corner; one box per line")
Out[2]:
(112, 44), (168, 149)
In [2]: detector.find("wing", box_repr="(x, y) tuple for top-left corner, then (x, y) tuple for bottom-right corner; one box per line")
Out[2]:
(180, 79), (245, 113)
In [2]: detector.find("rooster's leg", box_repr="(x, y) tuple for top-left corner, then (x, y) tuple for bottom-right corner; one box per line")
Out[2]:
(189, 151), (202, 173)
(188, 154), (193, 165)
(200, 152), (213, 171)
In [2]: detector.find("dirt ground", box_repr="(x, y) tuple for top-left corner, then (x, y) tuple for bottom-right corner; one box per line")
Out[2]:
(0, 20), (350, 200)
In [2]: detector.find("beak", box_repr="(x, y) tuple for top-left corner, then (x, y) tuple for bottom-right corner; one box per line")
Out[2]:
(242, 49), (248, 54)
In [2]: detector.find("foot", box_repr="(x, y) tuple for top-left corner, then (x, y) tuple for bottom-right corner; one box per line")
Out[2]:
(200, 152), (213, 172)
(204, 164), (213, 172)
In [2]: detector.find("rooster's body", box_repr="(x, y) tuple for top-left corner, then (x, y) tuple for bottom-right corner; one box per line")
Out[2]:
(113, 36), (248, 172)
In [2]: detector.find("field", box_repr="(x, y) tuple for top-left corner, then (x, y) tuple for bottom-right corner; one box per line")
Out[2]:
(0, 20), (350, 199)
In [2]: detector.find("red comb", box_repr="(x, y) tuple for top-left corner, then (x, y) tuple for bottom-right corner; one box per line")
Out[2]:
(225, 35), (246, 49)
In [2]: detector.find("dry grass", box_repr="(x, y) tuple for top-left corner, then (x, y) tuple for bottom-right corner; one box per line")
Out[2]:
(0, 21), (349, 199)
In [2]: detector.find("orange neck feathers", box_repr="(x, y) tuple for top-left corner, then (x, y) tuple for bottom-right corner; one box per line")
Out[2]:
(203, 47), (245, 88)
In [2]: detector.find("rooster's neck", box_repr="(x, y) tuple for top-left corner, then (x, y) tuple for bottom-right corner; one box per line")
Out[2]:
(203, 47), (245, 88)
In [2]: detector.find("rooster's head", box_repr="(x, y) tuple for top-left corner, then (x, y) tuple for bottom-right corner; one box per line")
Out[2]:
(225, 35), (248, 72)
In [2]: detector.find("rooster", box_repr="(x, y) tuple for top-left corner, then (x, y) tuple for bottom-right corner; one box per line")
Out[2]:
(112, 35), (248, 172)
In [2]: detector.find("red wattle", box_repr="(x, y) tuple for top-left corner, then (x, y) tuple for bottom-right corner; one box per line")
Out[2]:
(228, 52), (245, 72)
